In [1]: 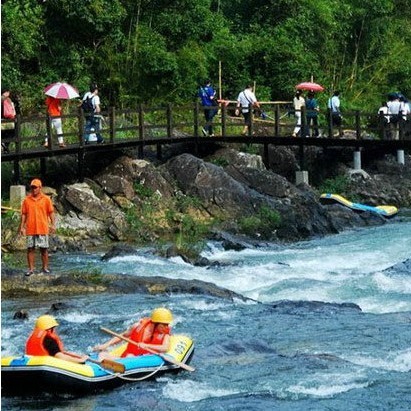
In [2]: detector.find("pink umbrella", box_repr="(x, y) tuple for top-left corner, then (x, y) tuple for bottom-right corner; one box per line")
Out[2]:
(44, 82), (80, 99)
(295, 82), (324, 92)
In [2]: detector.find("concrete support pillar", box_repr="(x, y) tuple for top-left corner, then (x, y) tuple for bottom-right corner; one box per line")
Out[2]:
(10, 185), (26, 209)
(397, 150), (405, 165)
(353, 150), (361, 170)
(295, 170), (309, 185)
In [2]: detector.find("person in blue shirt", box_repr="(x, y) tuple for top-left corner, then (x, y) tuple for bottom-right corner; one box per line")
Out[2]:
(198, 80), (218, 137)
(305, 92), (320, 137)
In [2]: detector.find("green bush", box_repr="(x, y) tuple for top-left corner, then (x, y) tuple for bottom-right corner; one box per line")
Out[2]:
(238, 205), (281, 239)
(318, 175), (350, 195)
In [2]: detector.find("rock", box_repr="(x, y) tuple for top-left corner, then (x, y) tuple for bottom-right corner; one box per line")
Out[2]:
(13, 310), (28, 320)
(101, 244), (139, 261)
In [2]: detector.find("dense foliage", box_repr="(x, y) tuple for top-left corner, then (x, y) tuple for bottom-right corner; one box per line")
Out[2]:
(2, 0), (410, 112)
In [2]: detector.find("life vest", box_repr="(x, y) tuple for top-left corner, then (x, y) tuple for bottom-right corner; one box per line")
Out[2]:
(121, 318), (171, 357)
(25, 328), (64, 356)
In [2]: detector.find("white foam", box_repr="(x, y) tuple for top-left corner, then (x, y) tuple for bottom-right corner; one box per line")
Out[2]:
(373, 272), (411, 294)
(287, 371), (369, 397)
(109, 254), (168, 265)
(162, 379), (240, 402)
(345, 348), (411, 372)
(287, 381), (368, 397)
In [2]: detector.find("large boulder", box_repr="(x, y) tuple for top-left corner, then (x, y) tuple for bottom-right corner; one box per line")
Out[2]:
(58, 182), (127, 241)
(164, 153), (274, 217)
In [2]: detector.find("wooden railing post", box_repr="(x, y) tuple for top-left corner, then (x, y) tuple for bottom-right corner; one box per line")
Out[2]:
(301, 106), (307, 137)
(46, 115), (52, 149)
(221, 104), (226, 137)
(14, 114), (21, 154)
(248, 103), (253, 136)
(194, 101), (200, 138)
(275, 104), (280, 137)
(109, 106), (115, 143)
(378, 110), (385, 140)
(166, 103), (172, 138)
(78, 107), (84, 146)
(138, 103), (144, 158)
(355, 110), (361, 140)
(328, 109), (333, 138)
(399, 110), (404, 140)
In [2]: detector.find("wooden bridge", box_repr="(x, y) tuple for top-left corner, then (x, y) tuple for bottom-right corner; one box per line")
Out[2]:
(2, 102), (410, 183)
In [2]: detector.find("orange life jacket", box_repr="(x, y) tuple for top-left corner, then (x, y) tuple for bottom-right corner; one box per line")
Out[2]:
(25, 328), (64, 356)
(121, 318), (171, 357)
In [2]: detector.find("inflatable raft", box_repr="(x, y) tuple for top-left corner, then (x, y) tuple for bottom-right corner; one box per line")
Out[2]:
(320, 193), (398, 217)
(1, 334), (194, 396)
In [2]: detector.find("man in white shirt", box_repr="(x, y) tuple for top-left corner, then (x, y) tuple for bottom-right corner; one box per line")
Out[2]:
(235, 84), (259, 135)
(292, 90), (305, 137)
(387, 94), (402, 140)
(327, 91), (343, 137)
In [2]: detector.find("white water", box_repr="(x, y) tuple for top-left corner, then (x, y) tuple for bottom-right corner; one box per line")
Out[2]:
(100, 222), (411, 314)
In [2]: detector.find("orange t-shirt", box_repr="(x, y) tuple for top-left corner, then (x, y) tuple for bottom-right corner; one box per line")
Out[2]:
(21, 193), (54, 235)
(45, 97), (62, 117)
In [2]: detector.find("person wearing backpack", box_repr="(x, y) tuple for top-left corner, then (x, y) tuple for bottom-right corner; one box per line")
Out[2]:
(198, 79), (218, 137)
(81, 83), (104, 144)
(1, 87), (17, 153)
(305, 92), (320, 137)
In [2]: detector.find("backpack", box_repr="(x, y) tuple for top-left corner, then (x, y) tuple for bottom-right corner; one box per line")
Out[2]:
(306, 98), (317, 117)
(3, 99), (16, 119)
(81, 95), (95, 113)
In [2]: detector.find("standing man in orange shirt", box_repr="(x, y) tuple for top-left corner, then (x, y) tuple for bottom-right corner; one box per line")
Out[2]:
(19, 179), (56, 276)
(45, 96), (65, 148)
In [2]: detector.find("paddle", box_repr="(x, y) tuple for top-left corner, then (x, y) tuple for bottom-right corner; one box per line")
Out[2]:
(63, 351), (125, 373)
(100, 327), (195, 372)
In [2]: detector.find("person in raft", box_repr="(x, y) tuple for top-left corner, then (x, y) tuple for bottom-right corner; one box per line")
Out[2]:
(92, 307), (172, 359)
(26, 315), (89, 364)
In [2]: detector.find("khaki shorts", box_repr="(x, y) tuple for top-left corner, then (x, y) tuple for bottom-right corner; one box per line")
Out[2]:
(26, 235), (49, 249)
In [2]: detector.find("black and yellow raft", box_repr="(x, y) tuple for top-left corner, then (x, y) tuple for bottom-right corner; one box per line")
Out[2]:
(1, 335), (194, 395)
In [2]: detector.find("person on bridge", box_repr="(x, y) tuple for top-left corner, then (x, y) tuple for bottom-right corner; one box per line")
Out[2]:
(235, 84), (260, 135)
(305, 92), (320, 137)
(198, 79), (218, 137)
(92, 307), (173, 359)
(1, 87), (17, 153)
(82, 83), (104, 144)
(19, 178), (55, 276)
(292, 90), (305, 137)
(327, 91), (343, 138)
(45, 96), (65, 148)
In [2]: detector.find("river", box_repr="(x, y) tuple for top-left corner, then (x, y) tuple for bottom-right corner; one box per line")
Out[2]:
(2, 221), (411, 410)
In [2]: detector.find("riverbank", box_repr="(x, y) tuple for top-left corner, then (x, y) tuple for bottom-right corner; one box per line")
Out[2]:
(2, 144), (410, 294)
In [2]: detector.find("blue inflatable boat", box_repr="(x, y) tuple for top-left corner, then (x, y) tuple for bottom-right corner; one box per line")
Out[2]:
(1, 334), (194, 395)
(320, 193), (398, 217)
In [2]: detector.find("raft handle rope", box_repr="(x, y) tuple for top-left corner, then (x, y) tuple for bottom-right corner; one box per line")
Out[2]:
(100, 361), (165, 382)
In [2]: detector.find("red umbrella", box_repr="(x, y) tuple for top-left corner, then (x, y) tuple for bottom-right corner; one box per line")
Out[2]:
(44, 82), (80, 99)
(295, 82), (324, 92)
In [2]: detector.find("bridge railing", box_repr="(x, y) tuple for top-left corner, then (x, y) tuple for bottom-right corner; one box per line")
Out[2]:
(1, 103), (410, 156)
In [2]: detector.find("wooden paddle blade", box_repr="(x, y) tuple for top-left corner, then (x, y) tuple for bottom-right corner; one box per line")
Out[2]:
(101, 359), (125, 373)
(89, 358), (125, 373)
(160, 353), (195, 372)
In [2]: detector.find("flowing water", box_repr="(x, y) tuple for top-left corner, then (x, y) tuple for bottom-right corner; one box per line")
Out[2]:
(2, 221), (411, 410)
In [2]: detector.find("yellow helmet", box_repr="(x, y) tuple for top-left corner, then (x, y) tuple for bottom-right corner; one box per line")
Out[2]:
(151, 307), (173, 324)
(35, 315), (59, 330)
